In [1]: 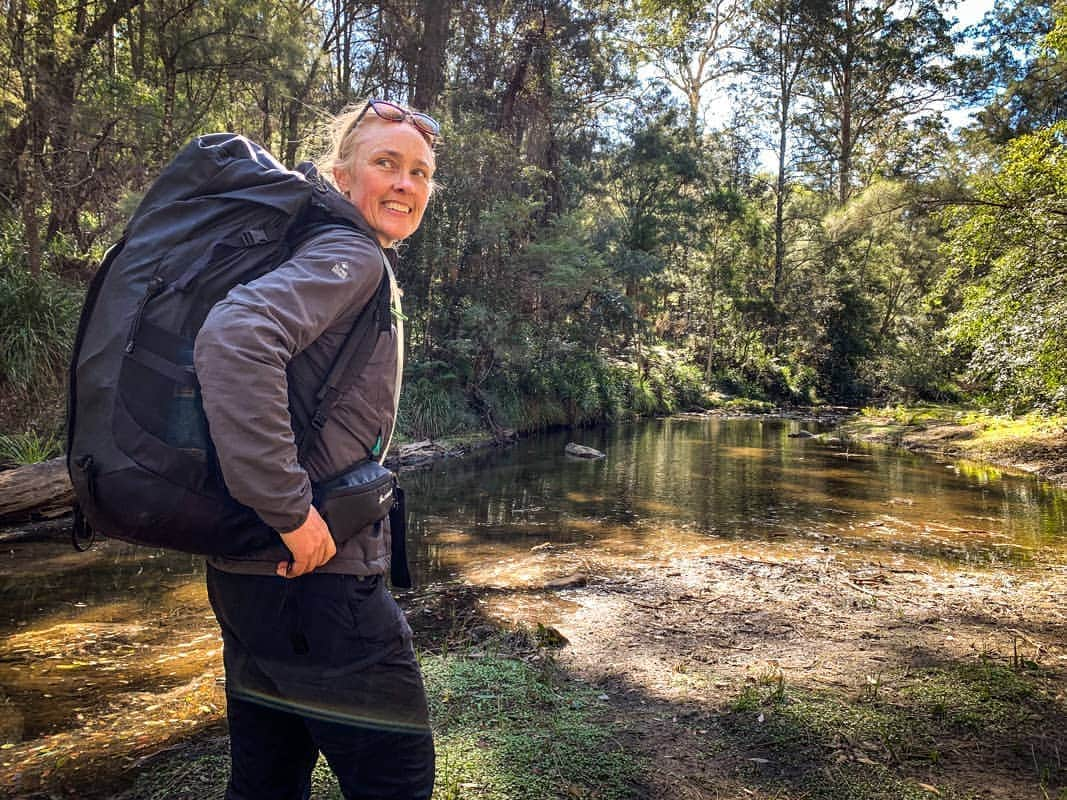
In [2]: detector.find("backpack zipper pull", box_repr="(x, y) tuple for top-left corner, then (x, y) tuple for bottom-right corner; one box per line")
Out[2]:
(125, 275), (166, 354)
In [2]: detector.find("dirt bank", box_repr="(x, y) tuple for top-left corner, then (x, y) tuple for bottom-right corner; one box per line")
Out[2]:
(411, 526), (1067, 799)
(839, 408), (1067, 489)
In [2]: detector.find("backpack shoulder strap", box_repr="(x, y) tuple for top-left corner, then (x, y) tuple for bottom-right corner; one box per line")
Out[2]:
(296, 240), (392, 464)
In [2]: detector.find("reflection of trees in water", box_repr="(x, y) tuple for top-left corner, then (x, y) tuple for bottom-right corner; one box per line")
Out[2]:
(408, 418), (1064, 578)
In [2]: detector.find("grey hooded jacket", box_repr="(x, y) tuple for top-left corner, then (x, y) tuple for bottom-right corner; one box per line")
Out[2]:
(193, 215), (402, 576)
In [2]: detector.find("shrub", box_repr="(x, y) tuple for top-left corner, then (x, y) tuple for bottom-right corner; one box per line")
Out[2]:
(0, 268), (84, 393)
(397, 376), (474, 440)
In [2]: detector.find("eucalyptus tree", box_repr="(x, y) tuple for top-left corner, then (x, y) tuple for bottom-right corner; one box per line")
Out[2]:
(795, 0), (954, 205)
(742, 0), (828, 301)
(621, 0), (745, 136)
(955, 0), (1067, 143)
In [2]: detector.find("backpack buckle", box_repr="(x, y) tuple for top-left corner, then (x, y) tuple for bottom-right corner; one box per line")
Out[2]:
(241, 229), (269, 246)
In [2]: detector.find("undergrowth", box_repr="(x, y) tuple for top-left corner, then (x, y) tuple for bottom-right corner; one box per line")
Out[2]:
(0, 267), (82, 392)
(0, 429), (63, 466)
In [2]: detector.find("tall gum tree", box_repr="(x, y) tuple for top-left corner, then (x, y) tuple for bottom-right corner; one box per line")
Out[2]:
(796, 0), (953, 205)
(743, 0), (829, 302)
(623, 0), (744, 136)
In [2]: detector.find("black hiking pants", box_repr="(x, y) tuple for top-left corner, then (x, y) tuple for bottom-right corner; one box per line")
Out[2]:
(206, 566), (434, 800)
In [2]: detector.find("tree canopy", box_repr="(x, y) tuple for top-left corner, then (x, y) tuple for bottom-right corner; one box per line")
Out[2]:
(2, 0), (1065, 435)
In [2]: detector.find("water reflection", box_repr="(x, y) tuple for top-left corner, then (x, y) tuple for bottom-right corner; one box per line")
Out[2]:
(404, 417), (1067, 585)
(1, 416), (1066, 793)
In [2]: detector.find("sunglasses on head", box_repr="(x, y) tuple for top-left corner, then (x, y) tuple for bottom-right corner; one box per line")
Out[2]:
(353, 99), (440, 143)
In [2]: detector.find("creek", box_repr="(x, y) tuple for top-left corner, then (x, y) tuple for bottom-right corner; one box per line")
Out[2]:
(1, 415), (1065, 793)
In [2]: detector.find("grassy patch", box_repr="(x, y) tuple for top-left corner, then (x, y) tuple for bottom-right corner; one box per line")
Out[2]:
(720, 659), (1064, 799)
(0, 429), (62, 466)
(858, 403), (961, 426)
(423, 652), (642, 799)
(852, 404), (1067, 443)
(844, 404), (1067, 476)
(111, 651), (642, 800)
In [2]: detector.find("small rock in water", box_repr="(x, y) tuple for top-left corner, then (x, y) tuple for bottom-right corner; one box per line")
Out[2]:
(565, 442), (605, 459)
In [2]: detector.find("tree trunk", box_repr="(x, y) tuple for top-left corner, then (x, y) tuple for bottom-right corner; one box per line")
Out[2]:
(773, 105), (788, 300)
(19, 152), (42, 275)
(412, 0), (451, 111)
(838, 0), (854, 205)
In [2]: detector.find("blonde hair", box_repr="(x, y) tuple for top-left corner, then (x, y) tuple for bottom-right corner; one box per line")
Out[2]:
(320, 100), (439, 190)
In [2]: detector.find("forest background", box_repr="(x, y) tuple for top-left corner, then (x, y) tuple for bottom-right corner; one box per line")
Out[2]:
(1, 0), (1065, 453)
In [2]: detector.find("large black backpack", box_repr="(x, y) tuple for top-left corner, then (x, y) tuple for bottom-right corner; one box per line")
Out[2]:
(66, 133), (390, 555)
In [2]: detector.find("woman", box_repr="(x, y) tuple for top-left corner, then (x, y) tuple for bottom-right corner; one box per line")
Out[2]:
(193, 99), (439, 800)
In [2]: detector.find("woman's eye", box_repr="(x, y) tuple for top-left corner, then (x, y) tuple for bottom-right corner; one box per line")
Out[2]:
(412, 168), (428, 180)
(375, 158), (395, 168)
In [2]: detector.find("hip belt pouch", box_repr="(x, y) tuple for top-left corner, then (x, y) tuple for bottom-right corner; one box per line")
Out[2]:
(313, 461), (397, 546)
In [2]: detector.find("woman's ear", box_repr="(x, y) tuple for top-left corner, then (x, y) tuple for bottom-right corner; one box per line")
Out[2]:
(332, 166), (349, 197)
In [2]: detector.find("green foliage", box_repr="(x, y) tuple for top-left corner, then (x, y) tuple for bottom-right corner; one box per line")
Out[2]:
(0, 267), (83, 392)
(397, 366), (476, 440)
(0, 430), (63, 465)
(940, 121), (1067, 412)
(956, 0), (1067, 142)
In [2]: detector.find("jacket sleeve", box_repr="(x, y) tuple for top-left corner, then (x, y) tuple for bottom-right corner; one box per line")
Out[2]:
(193, 227), (383, 533)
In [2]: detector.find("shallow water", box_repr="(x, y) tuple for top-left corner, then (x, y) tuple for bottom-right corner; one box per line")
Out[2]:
(1, 416), (1065, 786)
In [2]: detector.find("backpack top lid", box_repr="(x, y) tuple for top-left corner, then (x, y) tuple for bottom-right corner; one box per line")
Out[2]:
(126, 133), (381, 246)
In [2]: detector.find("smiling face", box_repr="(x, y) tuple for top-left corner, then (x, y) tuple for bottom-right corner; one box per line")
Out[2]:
(333, 117), (435, 248)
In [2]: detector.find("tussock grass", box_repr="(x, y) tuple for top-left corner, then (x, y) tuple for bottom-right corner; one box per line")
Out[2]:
(0, 429), (63, 465)
(0, 268), (82, 392)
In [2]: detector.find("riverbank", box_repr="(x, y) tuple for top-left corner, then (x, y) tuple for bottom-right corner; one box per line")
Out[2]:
(837, 405), (1067, 489)
(51, 520), (1067, 800)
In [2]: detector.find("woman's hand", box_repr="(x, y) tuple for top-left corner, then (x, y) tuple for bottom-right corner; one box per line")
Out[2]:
(277, 505), (336, 577)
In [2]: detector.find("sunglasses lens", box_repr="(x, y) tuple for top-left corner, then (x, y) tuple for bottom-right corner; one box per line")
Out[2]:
(366, 100), (439, 140)
(412, 113), (441, 136)
(370, 101), (406, 122)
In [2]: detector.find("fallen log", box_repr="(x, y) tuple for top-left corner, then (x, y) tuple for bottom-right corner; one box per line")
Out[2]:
(0, 456), (73, 521)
